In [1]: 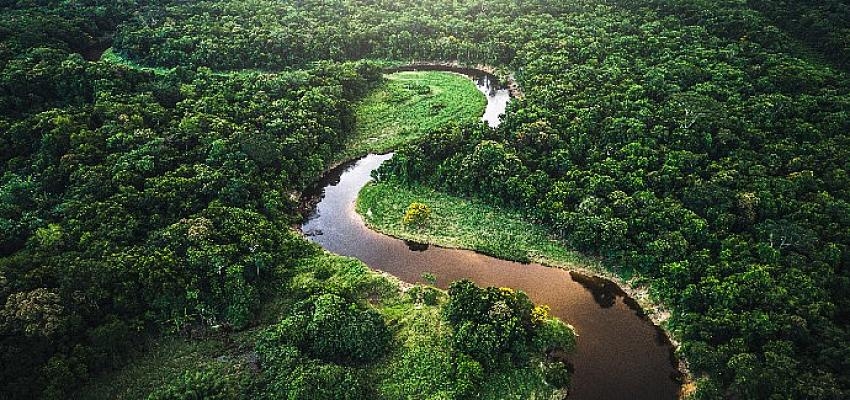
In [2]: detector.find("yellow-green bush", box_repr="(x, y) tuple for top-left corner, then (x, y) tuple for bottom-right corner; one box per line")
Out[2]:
(402, 202), (431, 227)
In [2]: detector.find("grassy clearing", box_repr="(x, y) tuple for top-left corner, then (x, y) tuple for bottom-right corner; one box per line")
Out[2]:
(79, 334), (256, 400)
(342, 71), (486, 159)
(357, 181), (597, 270)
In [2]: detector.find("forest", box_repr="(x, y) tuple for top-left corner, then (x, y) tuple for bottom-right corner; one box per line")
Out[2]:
(1, 0), (849, 399)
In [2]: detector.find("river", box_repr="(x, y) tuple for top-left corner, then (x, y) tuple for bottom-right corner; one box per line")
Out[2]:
(301, 70), (682, 400)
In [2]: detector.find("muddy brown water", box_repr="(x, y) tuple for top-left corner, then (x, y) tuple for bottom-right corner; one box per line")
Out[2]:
(301, 73), (681, 399)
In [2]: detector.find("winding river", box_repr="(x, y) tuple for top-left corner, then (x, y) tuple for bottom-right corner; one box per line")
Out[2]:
(302, 70), (681, 400)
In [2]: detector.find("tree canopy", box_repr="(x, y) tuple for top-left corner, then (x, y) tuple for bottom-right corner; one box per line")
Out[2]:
(2, 0), (849, 398)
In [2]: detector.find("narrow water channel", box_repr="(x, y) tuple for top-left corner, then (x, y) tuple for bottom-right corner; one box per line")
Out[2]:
(302, 71), (681, 400)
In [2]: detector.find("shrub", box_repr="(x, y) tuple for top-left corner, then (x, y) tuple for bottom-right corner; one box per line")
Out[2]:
(307, 294), (390, 364)
(408, 285), (442, 306)
(258, 294), (391, 366)
(147, 367), (238, 400)
(532, 319), (576, 353)
(443, 280), (535, 368)
(402, 202), (431, 227)
(422, 287), (441, 306)
(452, 353), (484, 397)
(444, 280), (576, 373)
(543, 361), (571, 388)
(255, 296), (385, 399)
(286, 362), (373, 400)
(531, 305), (550, 324)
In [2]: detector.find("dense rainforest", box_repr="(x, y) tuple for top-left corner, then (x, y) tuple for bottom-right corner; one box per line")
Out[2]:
(1, 0), (849, 399)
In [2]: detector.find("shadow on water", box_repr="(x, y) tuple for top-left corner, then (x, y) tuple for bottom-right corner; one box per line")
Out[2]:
(404, 240), (430, 252)
(300, 71), (681, 400)
(569, 271), (625, 309)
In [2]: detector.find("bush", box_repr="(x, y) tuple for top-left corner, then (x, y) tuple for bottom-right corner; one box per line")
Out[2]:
(259, 294), (391, 366)
(532, 319), (576, 353)
(255, 299), (383, 400)
(147, 367), (239, 400)
(287, 362), (373, 400)
(444, 280), (576, 373)
(542, 361), (571, 388)
(256, 302), (378, 400)
(402, 202), (431, 227)
(443, 280), (536, 368)
(452, 353), (484, 398)
(307, 294), (390, 364)
(452, 321), (504, 368)
(408, 285), (442, 306)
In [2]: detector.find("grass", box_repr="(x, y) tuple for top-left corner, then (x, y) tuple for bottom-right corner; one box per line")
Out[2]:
(341, 71), (487, 160)
(357, 181), (597, 270)
(79, 334), (256, 400)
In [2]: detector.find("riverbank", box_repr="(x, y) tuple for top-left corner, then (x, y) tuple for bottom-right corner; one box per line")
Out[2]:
(356, 180), (692, 390)
(301, 68), (685, 398)
(357, 182), (590, 267)
(384, 61), (523, 98)
(298, 69), (488, 217)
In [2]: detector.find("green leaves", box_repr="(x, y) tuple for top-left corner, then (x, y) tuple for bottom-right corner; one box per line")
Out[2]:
(0, 288), (67, 338)
(402, 202), (431, 228)
(254, 293), (390, 399)
(147, 367), (241, 400)
(306, 294), (391, 365)
(443, 280), (574, 375)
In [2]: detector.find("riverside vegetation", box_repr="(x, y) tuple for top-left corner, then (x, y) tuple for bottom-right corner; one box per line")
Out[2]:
(2, 0), (850, 399)
(0, 3), (575, 394)
(358, 183), (588, 270)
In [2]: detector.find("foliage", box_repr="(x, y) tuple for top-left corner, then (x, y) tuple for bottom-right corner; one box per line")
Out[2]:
(402, 202), (431, 228)
(373, 1), (850, 396)
(0, 288), (66, 338)
(444, 280), (575, 374)
(305, 293), (391, 364)
(111, 0), (540, 70)
(256, 349), (374, 400)
(251, 274), (391, 398)
(146, 367), (241, 400)
(377, 285), (571, 400)
(357, 181), (587, 267)
(407, 285), (443, 306)
(3, 0), (850, 398)
(0, 3), (382, 395)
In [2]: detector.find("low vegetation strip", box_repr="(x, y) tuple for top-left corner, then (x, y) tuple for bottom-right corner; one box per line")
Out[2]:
(357, 181), (590, 269)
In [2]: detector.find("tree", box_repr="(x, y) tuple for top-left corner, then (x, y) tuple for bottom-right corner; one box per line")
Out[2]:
(1, 288), (67, 338)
